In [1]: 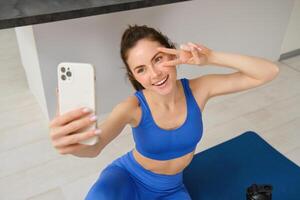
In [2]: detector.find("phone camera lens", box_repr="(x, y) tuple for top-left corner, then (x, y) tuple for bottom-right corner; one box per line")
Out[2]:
(61, 75), (66, 80)
(61, 67), (66, 73)
(66, 71), (72, 77)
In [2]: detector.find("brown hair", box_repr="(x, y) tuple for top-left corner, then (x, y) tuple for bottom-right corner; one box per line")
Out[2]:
(120, 25), (176, 91)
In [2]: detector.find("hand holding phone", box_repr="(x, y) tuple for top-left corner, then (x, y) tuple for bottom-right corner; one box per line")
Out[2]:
(56, 62), (99, 145)
(49, 104), (101, 155)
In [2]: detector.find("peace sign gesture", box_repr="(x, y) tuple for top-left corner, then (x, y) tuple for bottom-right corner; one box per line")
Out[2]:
(157, 42), (212, 67)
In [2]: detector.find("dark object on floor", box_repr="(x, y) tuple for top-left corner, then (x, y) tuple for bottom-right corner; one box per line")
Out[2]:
(183, 131), (300, 200)
(246, 184), (272, 200)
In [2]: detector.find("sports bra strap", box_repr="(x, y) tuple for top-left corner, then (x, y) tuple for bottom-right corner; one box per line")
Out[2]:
(181, 78), (193, 99)
(134, 91), (150, 115)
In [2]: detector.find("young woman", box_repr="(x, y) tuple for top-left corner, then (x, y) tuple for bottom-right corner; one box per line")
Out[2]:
(49, 25), (279, 199)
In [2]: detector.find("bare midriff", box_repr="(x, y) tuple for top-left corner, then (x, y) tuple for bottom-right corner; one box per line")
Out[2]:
(132, 148), (195, 175)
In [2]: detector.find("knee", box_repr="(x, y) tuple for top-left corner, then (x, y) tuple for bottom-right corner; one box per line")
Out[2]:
(85, 166), (137, 200)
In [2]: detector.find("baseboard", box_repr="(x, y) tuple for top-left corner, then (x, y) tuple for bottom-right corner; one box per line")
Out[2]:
(279, 48), (300, 61)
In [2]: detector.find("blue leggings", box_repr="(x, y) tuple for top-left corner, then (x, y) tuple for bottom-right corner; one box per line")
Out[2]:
(85, 150), (191, 200)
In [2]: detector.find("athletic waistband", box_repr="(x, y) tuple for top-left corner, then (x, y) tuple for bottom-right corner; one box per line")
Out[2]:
(111, 150), (184, 192)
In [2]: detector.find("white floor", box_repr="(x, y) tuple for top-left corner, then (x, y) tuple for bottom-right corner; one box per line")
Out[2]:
(1, 28), (300, 200)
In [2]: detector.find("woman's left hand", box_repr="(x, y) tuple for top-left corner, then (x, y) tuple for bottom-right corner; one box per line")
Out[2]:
(157, 42), (212, 67)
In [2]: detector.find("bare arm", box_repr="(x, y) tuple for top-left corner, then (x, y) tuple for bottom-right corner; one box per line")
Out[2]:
(192, 51), (279, 99)
(157, 42), (279, 106)
(93, 96), (138, 156)
(49, 96), (137, 158)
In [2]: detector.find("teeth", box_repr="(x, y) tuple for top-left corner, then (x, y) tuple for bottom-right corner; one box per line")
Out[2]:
(154, 76), (168, 86)
(156, 78), (165, 85)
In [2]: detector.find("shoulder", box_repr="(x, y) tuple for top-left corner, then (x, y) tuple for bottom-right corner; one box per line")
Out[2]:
(118, 95), (139, 108)
(114, 95), (141, 126)
(186, 77), (211, 111)
(115, 95), (139, 115)
(188, 74), (232, 98)
(188, 76), (209, 94)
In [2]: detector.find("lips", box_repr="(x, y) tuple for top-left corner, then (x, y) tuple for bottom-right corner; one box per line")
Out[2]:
(152, 75), (169, 86)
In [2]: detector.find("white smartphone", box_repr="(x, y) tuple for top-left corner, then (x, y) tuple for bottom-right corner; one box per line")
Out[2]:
(57, 62), (98, 145)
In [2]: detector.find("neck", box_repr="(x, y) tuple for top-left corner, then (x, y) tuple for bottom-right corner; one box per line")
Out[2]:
(147, 80), (182, 110)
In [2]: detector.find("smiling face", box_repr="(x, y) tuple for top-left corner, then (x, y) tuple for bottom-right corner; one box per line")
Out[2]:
(127, 39), (177, 95)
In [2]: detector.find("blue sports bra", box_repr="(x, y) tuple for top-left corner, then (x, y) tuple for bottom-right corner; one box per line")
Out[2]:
(132, 78), (203, 160)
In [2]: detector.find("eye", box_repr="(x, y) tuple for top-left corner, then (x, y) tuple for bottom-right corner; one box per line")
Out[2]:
(154, 56), (163, 63)
(136, 67), (145, 74)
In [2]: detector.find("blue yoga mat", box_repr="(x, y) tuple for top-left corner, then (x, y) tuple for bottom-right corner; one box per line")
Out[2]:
(183, 131), (300, 200)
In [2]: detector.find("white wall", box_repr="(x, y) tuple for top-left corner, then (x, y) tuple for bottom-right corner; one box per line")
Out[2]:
(281, 0), (300, 54)
(15, 26), (49, 120)
(28, 0), (293, 119)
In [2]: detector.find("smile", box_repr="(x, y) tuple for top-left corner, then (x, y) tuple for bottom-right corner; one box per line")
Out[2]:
(152, 75), (169, 86)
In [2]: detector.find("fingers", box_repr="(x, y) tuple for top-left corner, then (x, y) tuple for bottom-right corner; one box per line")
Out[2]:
(161, 59), (182, 67)
(158, 42), (209, 66)
(50, 107), (92, 128)
(51, 113), (97, 140)
(180, 42), (206, 65)
(57, 143), (86, 155)
(187, 42), (201, 50)
(157, 47), (179, 55)
(184, 42), (208, 53)
(180, 44), (191, 51)
(188, 42), (211, 55)
(53, 129), (99, 149)
(190, 46), (202, 64)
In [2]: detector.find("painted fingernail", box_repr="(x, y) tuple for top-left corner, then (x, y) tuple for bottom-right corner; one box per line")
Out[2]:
(94, 129), (102, 135)
(90, 115), (97, 121)
(82, 107), (92, 113)
(180, 44), (190, 51)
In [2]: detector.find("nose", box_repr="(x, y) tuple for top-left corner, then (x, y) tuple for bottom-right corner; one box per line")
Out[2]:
(149, 64), (162, 77)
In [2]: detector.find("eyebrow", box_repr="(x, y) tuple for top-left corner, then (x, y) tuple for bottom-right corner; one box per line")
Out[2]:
(133, 52), (161, 71)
